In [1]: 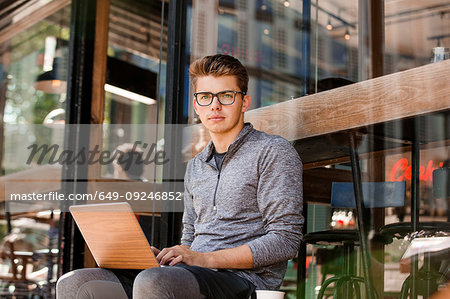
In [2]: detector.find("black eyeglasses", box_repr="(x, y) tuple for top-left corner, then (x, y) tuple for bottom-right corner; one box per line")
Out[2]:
(194, 90), (246, 106)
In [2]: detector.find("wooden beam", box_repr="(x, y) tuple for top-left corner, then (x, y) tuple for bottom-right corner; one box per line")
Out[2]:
(0, 0), (71, 45)
(192, 60), (450, 149)
(187, 60), (450, 165)
(90, 0), (109, 125)
(84, 0), (110, 269)
(244, 59), (450, 141)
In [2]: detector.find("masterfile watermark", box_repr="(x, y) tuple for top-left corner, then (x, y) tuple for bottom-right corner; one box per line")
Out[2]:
(26, 141), (169, 167)
(4, 124), (200, 180)
(9, 190), (182, 202)
(5, 181), (186, 213)
(3, 123), (206, 213)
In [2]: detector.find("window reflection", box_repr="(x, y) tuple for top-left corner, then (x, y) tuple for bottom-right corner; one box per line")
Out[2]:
(385, 0), (450, 73)
(101, 0), (168, 182)
(2, 6), (70, 176)
(0, 3), (70, 295)
(188, 0), (361, 120)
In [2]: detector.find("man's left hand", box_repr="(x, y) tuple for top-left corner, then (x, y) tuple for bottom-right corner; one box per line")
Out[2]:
(156, 244), (253, 269)
(156, 245), (205, 267)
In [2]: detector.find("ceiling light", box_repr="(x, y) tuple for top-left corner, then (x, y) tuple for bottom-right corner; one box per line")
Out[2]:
(34, 57), (67, 94)
(326, 18), (333, 30)
(344, 28), (350, 40)
(104, 84), (157, 105)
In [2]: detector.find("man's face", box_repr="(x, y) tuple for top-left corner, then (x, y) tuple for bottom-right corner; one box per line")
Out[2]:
(193, 75), (251, 136)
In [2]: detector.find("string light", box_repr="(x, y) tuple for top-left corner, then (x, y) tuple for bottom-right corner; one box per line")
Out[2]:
(326, 17), (333, 30)
(344, 28), (350, 40)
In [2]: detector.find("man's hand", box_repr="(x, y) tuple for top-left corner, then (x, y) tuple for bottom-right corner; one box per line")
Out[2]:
(156, 245), (205, 267)
(155, 244), (253, 269)
(150, 246), (160, 255)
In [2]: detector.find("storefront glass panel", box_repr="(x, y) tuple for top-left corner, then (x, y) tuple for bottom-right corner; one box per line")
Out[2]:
(0, 2), (71, 296)
(101, 0), (168, 182)
(0, 0), (447, 298)
(186, 0), (360, 122)
(185, 1), (449, 298)
(381, 3), (450, 296)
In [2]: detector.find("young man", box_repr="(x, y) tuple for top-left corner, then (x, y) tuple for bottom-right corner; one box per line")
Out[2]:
(56, 54), (303, 299)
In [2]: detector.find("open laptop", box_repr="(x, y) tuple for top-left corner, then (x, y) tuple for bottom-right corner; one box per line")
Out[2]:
(69, 202), (159, 269)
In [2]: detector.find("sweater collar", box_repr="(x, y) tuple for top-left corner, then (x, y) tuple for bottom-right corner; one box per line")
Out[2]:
(200, 123), (254, 162)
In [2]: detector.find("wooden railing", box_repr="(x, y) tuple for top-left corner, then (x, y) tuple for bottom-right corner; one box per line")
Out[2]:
(245, 59), (450, 141)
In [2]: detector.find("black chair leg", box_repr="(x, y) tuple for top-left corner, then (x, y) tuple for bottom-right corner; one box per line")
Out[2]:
(400, 276), (411, 299)
(349, 134), (376, 299)
(317, 276), (341, 299)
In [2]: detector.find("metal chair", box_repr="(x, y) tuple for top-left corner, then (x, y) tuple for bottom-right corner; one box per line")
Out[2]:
(305, 229), (361, 299)
(0, 240), (43, 298)
(306, 181), (405, 298)
(382, 167), (450, 299)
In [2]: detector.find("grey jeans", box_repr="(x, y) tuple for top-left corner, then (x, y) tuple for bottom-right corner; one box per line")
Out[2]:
(56, 267), (203, 299)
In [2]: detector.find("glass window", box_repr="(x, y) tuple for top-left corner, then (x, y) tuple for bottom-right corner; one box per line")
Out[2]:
(184, 1), (450, 298)
(105, 0), (168, 126)
(96, 0), (171, 249)
(101, 0), (168, 182)
(1, 4), (70, 175)
(0, 2), (71, 294)
(302, 1), (450, 298)
(186, 0), (361, 122)
(385, 0), (450, 73)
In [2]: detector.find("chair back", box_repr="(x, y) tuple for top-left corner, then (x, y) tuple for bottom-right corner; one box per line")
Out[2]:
(331, 181), (405, 208)
(433, 167), (449, 199)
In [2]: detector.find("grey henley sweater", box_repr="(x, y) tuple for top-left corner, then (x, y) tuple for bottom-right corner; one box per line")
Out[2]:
(181, 123), (304, 290)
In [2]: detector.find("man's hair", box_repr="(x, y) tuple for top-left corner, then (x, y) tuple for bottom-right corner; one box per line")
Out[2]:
(189, 54), (249, 93)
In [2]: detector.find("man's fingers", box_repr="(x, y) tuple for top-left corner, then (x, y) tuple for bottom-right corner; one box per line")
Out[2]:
(155, 245), (194, 266)
(169, 255), (183, 266)
(151, 246), (160, 255)
(160, 249), (177, 265)
(156, 247), (169, 262)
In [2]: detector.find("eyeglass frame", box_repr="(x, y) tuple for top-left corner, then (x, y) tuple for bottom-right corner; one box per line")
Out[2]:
(193, 90), (247, 106)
